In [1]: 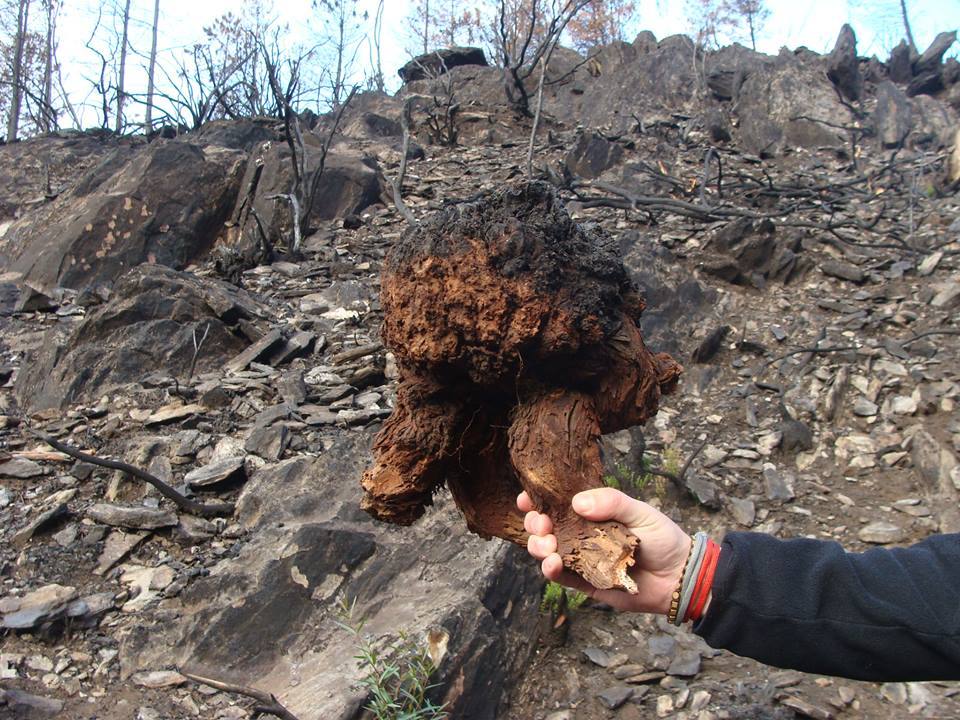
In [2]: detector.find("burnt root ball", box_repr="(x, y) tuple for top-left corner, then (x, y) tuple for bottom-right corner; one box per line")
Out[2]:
(361, 182), (681, 592)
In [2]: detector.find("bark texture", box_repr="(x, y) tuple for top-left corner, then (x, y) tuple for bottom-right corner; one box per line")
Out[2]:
(361, 182), (681, 592)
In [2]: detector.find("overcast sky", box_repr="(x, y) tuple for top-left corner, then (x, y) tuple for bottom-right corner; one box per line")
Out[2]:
(52, 0), (958, 126)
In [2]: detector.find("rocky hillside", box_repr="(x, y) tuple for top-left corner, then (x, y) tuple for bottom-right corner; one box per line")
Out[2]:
(1, 25), (959, 720)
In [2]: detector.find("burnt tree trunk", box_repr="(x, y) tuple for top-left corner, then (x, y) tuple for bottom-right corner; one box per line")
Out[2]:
(361, 182), (681, 592)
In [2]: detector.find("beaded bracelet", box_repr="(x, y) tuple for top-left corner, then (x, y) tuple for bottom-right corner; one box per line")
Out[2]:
(666, 534), (697, 624)
(668, 533), (722, 626)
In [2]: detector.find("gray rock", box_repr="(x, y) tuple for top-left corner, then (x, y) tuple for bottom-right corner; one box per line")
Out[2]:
(12, 503), (70, 548)
(245, 425), (291, 462)
(887, 40), (914, 83)
(853, 398), (879, 417)
(65, 592), (115, 626)
(174, 516), (217, 545)
(86, 503), (178, 530)
(931, 280), (960, 309)
(0, 141), (245, 293)
(597, 685), (634, 710)
(399, 46), (488, 83)
(0, 457), (44, 478)
(737, 55), (853, 155)
(914, 31), (956, 74)
(858, 521), (905, 544)
(685, 476), (721, 509)
(565, 133), (624, 179)
(225, 329), (285, 374)
(1, 584), (78, 630)
(763, 464), (795, 503)
(0, 689), (64, 716)
(820, 259), (865, 284)
(667, 650), (702, 677)
(826, 24), (862, 101)
(278, 370), (309, 407)
(15, 264), (264, 412)
(0, 485), (10, 507)
(881, 681), (908, 704)
(184, 456), (247, 488)
(124, 437), (542, 720)
(648, 633), (677, 660)
(95, 530), (149, 575)
(874, 81), (912, 148)
(264, 331), (317, 367)
(583, 647), (613, 667)
(727, 496), (756, 527)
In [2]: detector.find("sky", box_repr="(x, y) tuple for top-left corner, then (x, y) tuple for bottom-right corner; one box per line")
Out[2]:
(48, 0), (960, 128)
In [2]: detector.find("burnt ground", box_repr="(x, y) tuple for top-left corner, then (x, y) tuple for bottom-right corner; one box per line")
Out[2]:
(1, 113), (959, 720)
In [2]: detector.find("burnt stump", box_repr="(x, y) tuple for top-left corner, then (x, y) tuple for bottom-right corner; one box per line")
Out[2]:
(361, 182), (681, 592)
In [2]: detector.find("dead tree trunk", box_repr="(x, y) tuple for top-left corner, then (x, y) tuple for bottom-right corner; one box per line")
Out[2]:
(6, 0), (30, 143)
(145, 0), (160, 133)
(361, 182), (681, 592)
(115, 0), (131, 134)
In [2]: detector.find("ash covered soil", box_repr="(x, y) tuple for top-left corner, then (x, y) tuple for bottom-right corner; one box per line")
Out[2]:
(2, 28), (960, 720)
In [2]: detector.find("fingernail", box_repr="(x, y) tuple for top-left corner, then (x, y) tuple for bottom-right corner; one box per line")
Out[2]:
(572, 492), (594, 513)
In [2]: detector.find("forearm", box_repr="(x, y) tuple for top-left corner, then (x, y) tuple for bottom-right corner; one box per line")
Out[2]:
(693, 532), (960, 681)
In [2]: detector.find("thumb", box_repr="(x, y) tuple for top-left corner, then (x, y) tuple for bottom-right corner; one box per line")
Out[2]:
(572, 487), (659, 527)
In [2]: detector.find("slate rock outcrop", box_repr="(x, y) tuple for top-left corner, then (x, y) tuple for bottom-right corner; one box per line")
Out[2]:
(16, 264), (265, 411)
(1, 140), (246, 293)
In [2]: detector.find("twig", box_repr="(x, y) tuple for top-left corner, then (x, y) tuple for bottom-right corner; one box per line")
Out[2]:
(186, 323), (210, 384)
(28, 430), (234, 518)
(389, 98), (417, 228)
(758, 344), (861, 374)
(901, 329), (960, 346)
(700, 147), (722, 207)
(526, 57), (547, 180)
(180, 670), (300, 720)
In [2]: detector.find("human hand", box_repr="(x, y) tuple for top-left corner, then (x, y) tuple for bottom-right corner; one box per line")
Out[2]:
(519, 487), (691, 614)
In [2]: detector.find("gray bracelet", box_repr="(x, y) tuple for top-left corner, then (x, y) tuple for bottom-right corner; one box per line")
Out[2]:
(674, 532), (707, 626)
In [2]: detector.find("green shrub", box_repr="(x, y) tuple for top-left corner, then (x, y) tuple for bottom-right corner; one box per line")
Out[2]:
(540, 581), (588, 616)
(335, 598), (448, 720)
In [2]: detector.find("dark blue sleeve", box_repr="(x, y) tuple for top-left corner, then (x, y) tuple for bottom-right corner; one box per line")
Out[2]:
(693, 531), (960, 681)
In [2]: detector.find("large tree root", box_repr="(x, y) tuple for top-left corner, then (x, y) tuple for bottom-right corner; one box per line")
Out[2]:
(361, 182), (681, 592)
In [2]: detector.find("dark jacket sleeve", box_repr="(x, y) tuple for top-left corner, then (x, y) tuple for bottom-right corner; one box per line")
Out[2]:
(693, 531), (960, 681)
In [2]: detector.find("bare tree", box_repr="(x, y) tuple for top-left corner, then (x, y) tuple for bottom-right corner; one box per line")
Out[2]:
(314, 0), (365, 109)
(495, 0), (591, 116)
(405, 0), (477, 57)
(6, 0), (30, 142)
(261, 34), (358, 254)
(566, 0), (637, 52)
(727, 0), (768, 51)
(899, 0), (917, 52)
(145, 0), (160, 132)
(40, 0), (53, 132)
(366, 0), (385, 92)
(685, 0), (768, 51)
(115, 0), (130, 132)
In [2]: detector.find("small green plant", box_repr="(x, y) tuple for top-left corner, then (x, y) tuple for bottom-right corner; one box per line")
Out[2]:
(335, 598), (448, 720)
(540, 581), (588, 616)
(603, 461), (653, 497)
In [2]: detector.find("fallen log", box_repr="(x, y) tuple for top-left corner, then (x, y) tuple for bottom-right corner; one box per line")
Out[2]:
(361, 182), (681, 592)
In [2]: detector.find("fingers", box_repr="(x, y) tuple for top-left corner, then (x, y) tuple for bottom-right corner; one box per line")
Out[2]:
(527, 532), (557, 559)
(516, 491), (534, 513)
(571, 487), (658, 527)
(541, 555), (597, 597)
(523, 509), (554, 536)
